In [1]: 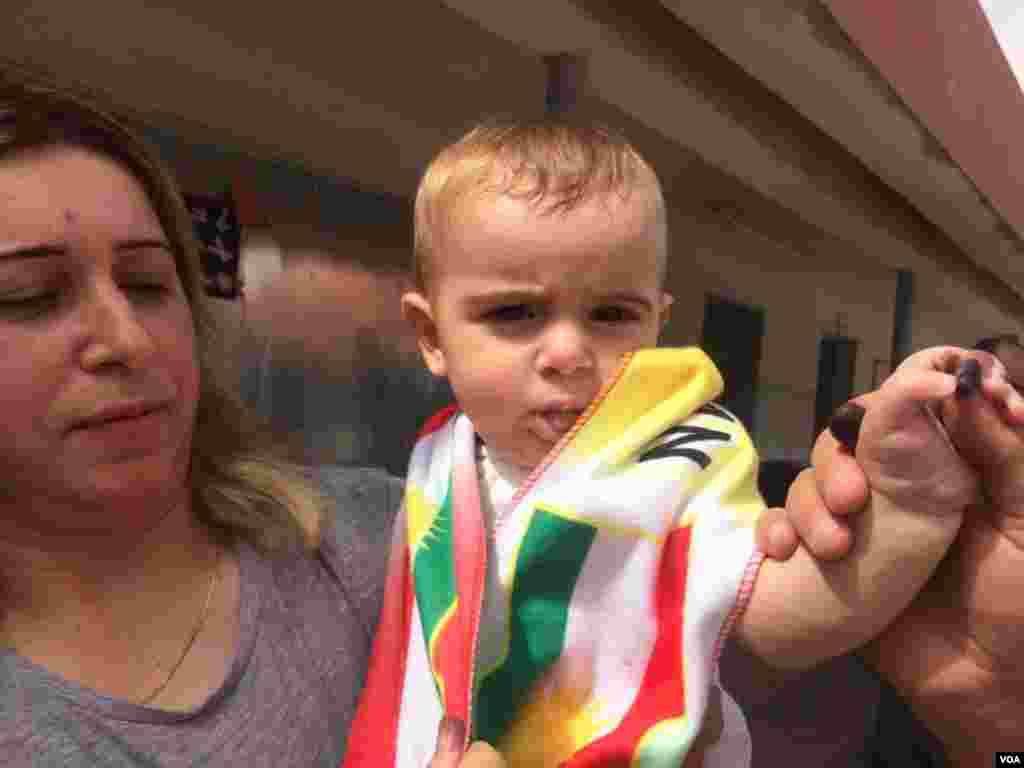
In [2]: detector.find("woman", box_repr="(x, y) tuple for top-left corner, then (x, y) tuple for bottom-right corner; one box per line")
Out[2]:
(0, 69), (499, 767)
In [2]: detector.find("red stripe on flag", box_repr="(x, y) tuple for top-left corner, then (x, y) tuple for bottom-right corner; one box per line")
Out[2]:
(430, 605), (464, 718)
(418, 405), (459, 440)
(428, 420), (488, 747)
(341, 542), (415, 768)
(451, 440), (488, 739)
(564, 526), (692, 766)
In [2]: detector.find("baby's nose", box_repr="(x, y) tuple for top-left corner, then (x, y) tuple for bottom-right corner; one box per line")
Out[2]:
(537, 322), (594, 375)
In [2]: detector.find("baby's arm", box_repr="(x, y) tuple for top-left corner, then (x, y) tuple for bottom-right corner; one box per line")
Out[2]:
(736, 348), (1005, 669)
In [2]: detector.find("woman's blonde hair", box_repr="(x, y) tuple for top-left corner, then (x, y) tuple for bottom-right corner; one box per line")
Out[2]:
(0, 68), (326, 553)
(413, 118), (667, 290)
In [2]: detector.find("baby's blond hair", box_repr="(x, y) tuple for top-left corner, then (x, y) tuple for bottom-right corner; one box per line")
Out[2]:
(413, 119), (667, 290)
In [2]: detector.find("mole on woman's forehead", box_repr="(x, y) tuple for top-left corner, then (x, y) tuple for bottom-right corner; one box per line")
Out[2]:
(63, 209), (78, 224)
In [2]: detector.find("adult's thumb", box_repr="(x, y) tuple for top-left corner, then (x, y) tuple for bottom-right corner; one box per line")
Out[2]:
(947, 391), (1024, 516)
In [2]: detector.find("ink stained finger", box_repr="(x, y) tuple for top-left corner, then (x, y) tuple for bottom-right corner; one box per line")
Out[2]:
(955, 359), (982, 399)
(829, 402), (866, 453)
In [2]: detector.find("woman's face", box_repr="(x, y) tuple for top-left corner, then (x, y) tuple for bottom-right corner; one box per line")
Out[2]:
(0, 145), (199, 534)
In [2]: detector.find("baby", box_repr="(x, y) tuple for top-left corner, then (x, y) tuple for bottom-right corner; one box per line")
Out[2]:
(344, 121), (1020, 767)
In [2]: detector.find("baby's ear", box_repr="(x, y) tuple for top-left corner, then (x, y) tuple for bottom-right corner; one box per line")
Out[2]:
(400, 291), (447, 377)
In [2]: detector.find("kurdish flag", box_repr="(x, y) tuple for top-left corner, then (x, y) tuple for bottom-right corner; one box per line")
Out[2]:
(343, 348), (766, 767)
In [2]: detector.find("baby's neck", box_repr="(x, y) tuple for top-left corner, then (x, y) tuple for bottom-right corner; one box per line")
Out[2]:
(477, 442), (532, 489)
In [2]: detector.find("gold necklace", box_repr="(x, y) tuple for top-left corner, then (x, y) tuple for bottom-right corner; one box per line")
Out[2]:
(139, 555), (220, 706)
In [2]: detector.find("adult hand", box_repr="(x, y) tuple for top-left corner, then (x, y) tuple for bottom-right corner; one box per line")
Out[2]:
(753, 401), (871, 562)
(782, 348), (1024, 764)
(863, 365), (1024, 763)
(428, 718), (506, 768)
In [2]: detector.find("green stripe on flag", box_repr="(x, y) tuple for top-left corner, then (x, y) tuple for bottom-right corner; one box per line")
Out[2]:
(474, 507), (596, 743)
(413, 483), (457, 696)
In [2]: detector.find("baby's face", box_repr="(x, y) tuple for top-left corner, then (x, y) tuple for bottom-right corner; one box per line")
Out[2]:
(410, 187), (670, 472)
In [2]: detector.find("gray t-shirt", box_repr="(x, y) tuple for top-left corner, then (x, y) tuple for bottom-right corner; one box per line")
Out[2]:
(0, 466), (403, 767)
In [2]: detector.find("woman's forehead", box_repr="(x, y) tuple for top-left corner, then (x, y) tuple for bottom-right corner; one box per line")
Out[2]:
(0, 145), (166, 246)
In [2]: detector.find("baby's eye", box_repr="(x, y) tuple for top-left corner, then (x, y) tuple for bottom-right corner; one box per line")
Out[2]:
(485, 304), (537, 323)
(592, 305), (638, 324)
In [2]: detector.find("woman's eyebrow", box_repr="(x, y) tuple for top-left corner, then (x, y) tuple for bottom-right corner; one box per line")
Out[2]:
(114, 238), (172, 253)
(0, 243), (67, 261)
(0, 239), (171, 261)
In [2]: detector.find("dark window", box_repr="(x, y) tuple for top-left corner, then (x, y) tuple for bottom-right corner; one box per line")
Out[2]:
(700, 295), (765, 432)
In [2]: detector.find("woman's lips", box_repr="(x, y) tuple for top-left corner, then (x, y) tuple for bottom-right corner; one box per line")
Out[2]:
(68, 400), (170, 432)
(69, 405), (172, 453)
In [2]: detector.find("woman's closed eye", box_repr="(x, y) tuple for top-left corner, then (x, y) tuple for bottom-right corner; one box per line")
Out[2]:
(0, 280), (171, 319)
(123, 281), (171, 300)
(0, 291), (60, 318)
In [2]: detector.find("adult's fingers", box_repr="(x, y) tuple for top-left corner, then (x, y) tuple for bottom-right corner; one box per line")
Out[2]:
(946, 388), (1024, 531)
(987, 337), (1024, 391)
(973, 355), (1024, 426)
(782, 468), (855, 561)
(755, 402), (871, 561)
(754, 507), (800, 561)
(816, 401), (873, 495)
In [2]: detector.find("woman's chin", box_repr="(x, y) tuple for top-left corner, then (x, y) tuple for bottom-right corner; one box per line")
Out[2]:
(70, 463), (190, 522)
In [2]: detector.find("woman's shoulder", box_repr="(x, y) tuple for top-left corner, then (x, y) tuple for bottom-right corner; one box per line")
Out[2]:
(315, 465), (404, 538)
(312, 465), (404, 635)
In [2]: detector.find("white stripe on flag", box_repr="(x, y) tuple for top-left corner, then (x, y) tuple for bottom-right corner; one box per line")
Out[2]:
(394, 599), (445, 768)
(560, 529), (662, 740)
(681, 493), (756, 763)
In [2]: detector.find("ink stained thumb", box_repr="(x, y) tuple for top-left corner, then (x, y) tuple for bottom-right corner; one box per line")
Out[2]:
(829, 402), (865, 453)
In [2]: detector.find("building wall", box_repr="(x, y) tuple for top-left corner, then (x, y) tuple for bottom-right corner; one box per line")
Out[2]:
(658, 201), (1021, 460)
(659, 208), (893, 459)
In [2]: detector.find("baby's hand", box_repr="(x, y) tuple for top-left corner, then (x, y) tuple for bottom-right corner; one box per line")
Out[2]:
(847, 347), (993, 517)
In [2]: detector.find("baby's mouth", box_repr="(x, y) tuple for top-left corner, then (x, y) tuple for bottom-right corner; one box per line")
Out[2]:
(536, 409), (583, 438)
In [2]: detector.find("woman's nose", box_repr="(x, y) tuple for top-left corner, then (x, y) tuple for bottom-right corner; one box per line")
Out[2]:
(78, 281), (155, 370)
